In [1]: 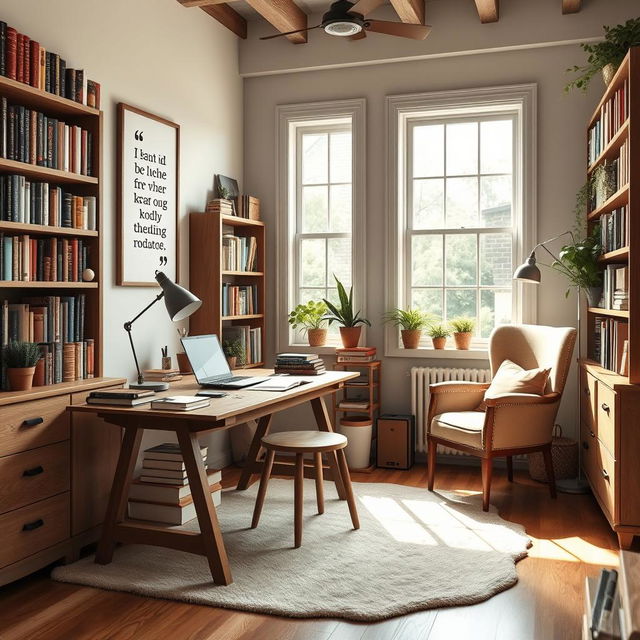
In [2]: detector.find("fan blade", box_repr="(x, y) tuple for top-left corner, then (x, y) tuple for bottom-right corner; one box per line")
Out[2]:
(365, 19), (431, 40)
(350, 30), (367, 40)
(260, 25), (321, 40)
(348, 0), (385, 17)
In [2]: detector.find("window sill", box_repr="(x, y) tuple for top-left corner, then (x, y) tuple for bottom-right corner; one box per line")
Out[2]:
(385, 346), (489, 360)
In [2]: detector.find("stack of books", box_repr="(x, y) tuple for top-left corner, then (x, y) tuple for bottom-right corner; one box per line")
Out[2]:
(150, 395), (210, 411)
(336, 346), (377, 363)
(206, 199), (234, 216)
(86, 389), (155, 406)
(129, 443), (222, 525)
(143, 368), (182, 383)
(275, 353), (326, 375)
(602, 265), (629, 310)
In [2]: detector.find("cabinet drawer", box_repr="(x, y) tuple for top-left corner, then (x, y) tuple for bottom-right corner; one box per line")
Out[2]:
(0, 396), (69, 457)
(582, 422), (616, 521)
(596, 382), (617, 456)
(580, 369), (598, 430)
(0, 442), (70, 515)
(0, 493), (69, 568)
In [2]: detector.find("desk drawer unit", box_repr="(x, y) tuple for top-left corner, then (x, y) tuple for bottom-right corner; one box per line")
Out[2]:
(596, 382), (617, 457)
(582, 421), (617, 522)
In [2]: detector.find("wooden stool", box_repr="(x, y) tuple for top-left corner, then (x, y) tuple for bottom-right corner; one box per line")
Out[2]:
(250, 430), (360, 548)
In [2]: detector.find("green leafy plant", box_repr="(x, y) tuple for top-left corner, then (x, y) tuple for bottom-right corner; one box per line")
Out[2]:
(323, 276), (371, 328)
(427, 323), (451, 339)
(288, 300), (328, 331)
(383, 308), (434, 331)
(551, 226), (603, 296)
(3, 341), (41, 368)
(222, 339), (245, 364)
(565, 18), (640, 92)
(217, 185), (231, 200)
(450, 317), (475, 334)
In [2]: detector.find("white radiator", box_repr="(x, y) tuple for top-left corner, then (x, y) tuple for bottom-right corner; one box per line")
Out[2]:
(411, 367), (491, 454)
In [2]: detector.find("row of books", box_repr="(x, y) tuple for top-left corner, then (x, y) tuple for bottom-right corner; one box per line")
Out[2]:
(599, 205), (628, 254)
(617, 140), (629, 191)
(274, 352), (326, 376)
(223, 325), (262, 366)
(587, 79), (628, 166)
(0, 22), (101, 108)
(0, 174), (97, 228)
(600, 265), (628, 311)
(0, 98), (94, 176)
(221, 233), (258, 272)
(35, 339), (95, 386)
(593, 316), (628, 376)
(336, 346), (377, 363)
(0, 234), (91, 283)
(221, 283), (259, 317)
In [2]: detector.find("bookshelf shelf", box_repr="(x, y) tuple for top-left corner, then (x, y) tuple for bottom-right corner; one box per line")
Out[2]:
(0, 281), (99, 289)
(587, 184), (629, 221)
(0, 158), (98, 186)
(220, 214), (264, 228)
(599, 247), (629, 263)
(221, 314), (264, 321)
(587, 307), (629, 319)
(588, 119), (629, 174)
(221, 270), (264, 276)
(0, 221), (98, 237)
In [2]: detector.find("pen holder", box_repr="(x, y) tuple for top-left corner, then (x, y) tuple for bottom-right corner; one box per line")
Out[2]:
(161, 356), (172, 370)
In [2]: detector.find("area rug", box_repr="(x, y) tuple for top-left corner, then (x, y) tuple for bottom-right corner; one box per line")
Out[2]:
(52, 480), (530, 621)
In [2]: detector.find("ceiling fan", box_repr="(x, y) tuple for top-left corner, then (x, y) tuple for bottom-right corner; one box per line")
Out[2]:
(260, 0), (432, 42)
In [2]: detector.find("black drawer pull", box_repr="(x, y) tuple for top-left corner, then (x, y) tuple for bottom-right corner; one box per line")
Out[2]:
(602, 469), (610, 480)
(22, 465), (44, 477)
(22, 417), (44, 427)
(22, 519), (44, 532)
(601, 403), (610, 414)
(582, 441), (589, 450)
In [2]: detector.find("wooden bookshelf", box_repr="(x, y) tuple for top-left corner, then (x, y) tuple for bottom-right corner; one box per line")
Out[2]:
(189, 211), (265, 368)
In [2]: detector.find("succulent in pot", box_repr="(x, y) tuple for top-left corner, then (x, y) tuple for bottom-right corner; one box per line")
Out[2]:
(288, 300), (329, 347)
(427, 323), (451, 350)
(323, 276), (370, 349)
(222, 338), (245, 370)
(3, 341), (41, 391)
(383, 308), (434, 350)
(449, 317), (475, 350)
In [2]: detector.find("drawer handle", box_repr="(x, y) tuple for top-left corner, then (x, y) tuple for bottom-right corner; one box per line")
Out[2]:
(590, 430), (596, 438)
(602, 469), (610, 480)
(23, 465), (44, 477)
(584, 387), (590, 396)
(601, 403), (610, 414)
(582, 441), (589, 450)
(22, 519), (44, 532)
(22, 417), (44, 427)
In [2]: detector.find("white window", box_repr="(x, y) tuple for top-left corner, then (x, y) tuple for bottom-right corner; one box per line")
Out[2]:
(387, 86), (536, 358)
(277, 100), (366, 352)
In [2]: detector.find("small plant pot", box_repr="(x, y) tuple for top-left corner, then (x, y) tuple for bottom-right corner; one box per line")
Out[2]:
(339, 326), (362, 348)
(7, 366), (36, 391)
(602, 63), (617, 86)
(432, 336), (447, 350)
(453, 332), (473, 350)
(226, 356), (237, 370)
(401, 329), (422, 349)
(307, 328), (328, 347)
(176, 352), (192, 374)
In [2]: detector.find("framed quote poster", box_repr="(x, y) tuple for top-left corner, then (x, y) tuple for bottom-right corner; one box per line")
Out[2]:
(117, 103), (180, 286)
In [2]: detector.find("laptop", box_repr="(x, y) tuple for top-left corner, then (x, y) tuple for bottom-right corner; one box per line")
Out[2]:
(180, 334), (264, 389)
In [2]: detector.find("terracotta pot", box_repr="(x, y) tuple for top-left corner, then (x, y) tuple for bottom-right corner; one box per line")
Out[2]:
(432, 336), (447, 350)
(339, 326), (362, 348)
(602, 63), (617, 86)
(401, 329), (422, 349)
(308, 328), (328, 347)
(226, 356), (237, 370)
(7, 366), (36, 391)
(176, 352), (192, 374)
(453, 332), (473, 350)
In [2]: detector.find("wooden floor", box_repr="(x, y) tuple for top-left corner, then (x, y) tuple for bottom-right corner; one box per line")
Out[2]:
(0, 463), (624, 640)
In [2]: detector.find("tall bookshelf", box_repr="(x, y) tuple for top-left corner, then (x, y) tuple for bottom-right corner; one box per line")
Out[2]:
(0, 72), (103, 395)
(189, 211), (265, 368)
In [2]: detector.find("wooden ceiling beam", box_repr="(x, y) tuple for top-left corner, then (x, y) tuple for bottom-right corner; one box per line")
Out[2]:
(389, 0), (425, 25)
(178, 0), (228, 7)
(245, 0), (308, 44)
(474, 0), (499, 23)
(562, 0), (582, 14)
(201, 4), (247, 39)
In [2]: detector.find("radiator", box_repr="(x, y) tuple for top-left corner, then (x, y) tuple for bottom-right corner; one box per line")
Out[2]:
(411, 367), (491, 454)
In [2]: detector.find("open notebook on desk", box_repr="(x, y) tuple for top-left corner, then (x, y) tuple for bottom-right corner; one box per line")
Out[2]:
(245, 377), (311, 392)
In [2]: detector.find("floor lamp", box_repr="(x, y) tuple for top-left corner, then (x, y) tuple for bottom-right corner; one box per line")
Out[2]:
(513, 232), (590, 494)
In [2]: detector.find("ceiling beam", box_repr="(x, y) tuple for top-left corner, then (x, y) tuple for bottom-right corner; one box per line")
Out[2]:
(177, 0), (228, 7)
(201, 4), (247, 39)
(474, 0), (499, 23)
(245, 0), (308, 44)
(389, 0), (425, 24)
(562, 0), (582, 14)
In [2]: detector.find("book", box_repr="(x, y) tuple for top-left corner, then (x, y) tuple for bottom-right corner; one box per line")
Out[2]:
(338, 400), (369, 409)
(150, 396), (211, 411)
(337, 355), (377, 363)
(144, 442), (208, 462)
(88, 389), (155, 400)
(139, 475), (189, 486)
(246, 377), (308, 392)
(273, 367), (326, 376)
(141, 458), (190, 472)
(86, 396), (154, 407)
(130, 469), (222, 502)
(335, 347), (376, 355)
(276, 353), (319, 361)
(138, 467), (188, 480)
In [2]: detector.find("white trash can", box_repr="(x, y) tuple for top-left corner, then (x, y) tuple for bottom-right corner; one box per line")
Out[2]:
(339, 416), (373, 470)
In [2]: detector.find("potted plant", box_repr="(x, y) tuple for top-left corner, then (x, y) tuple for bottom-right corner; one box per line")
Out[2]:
(3, 341), (41, 391)
(565, 18), (640, 92)
(222, 338), (245, 370)
(323, 276), (370, 349)
(450, 317), (475, 350)
(383, 308), (434, 349)
(428, 323), (451, 350)
(288, 300), (329, 347)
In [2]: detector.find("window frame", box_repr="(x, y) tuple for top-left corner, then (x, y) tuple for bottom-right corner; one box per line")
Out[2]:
(276, 99), (366, 354)
(385, 84), (537, 359)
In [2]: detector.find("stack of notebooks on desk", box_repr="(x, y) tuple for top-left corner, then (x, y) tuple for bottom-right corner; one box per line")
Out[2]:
(275, 353), (326, 375)
(86, 389), (155, 406)
(336, 347), (377, 363)
(151, 396), (210, 411)
(129, 443), (222, 525)
(143, 368), (182, 383)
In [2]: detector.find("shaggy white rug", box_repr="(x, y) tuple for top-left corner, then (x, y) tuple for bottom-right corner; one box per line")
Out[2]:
(52, 480), (530, 621)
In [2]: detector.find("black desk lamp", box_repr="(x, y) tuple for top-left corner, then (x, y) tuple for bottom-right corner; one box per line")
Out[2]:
(125, 271), (202, 391)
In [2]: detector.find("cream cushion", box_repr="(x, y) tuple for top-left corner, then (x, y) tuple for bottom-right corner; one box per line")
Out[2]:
(430, 411), (485, 450)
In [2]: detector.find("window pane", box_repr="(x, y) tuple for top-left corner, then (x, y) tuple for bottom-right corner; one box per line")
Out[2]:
(300, 238), (326, 287)
(299, 288), (326, 304)
(446, 289), (476, 321)
(412, 288), (443, 319)
(302, 133), (328, 184)
(480, 233), (512, 286)
(413, 179), (444, 229)
(445, 177), (478, 228)
(413, 124), (444, 178)
(302, 185), (328, 233)
(328, 237), (352, 286)
(446, 122), (478, 176)
(481, 120), (512, 174)
(330, 184), (351, 232)
(446, 234), (477, 286)
(480, 289), (512, 338)
(330, 131), (352, 183)
(412, 235), (443, 286)
(480, 176), (512, 227)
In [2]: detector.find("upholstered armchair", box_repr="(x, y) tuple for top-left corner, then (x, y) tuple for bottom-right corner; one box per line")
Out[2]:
(426, 324), (577, 511)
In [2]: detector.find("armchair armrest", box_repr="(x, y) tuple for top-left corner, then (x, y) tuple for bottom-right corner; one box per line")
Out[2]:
(483, 392), (560, 407)
(430, 381), (491, 394)
(427, 382), (490, 430)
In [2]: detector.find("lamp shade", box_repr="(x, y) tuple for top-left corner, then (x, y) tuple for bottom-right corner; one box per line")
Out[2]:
(155, 271), (202, 321)
(513, 252), (541, 284)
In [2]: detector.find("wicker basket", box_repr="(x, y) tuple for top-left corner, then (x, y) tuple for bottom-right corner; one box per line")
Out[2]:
(528, 425), (578, 482)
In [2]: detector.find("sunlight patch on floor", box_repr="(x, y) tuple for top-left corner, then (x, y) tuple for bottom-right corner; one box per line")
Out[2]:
(527, 536), (619, 565)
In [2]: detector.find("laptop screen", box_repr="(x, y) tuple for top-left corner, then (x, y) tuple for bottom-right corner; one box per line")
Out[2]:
(181, 335), (231, 383)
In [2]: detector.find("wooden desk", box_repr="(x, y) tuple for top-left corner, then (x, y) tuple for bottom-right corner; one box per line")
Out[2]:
(68, 370), (358, 585)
